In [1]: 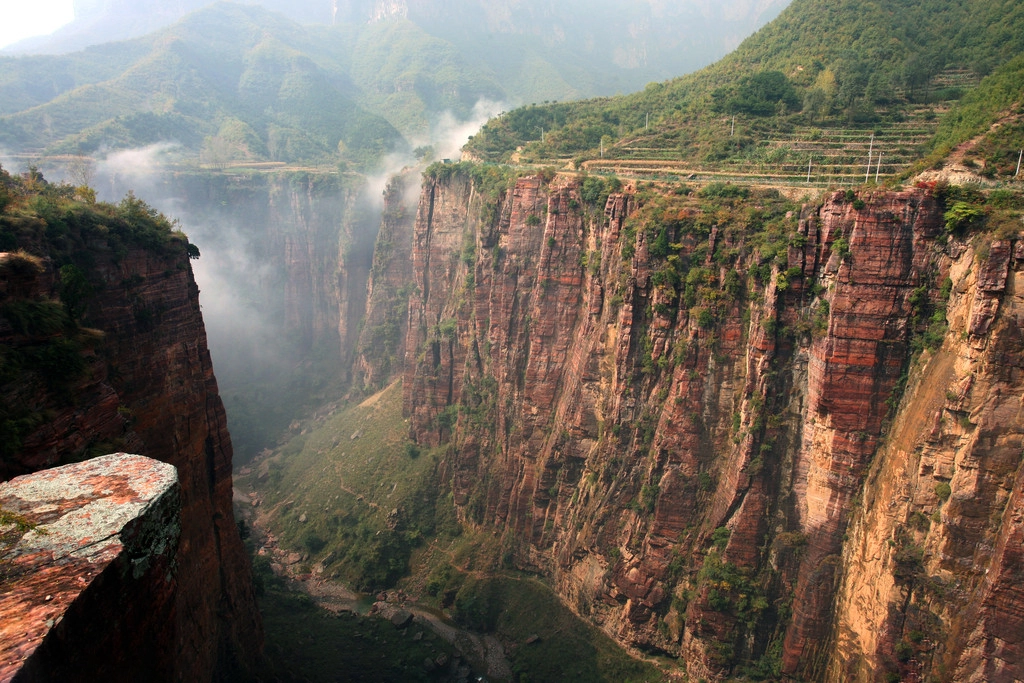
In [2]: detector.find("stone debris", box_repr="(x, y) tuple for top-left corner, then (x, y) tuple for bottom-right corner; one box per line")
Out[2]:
(390, 610), (414, 628)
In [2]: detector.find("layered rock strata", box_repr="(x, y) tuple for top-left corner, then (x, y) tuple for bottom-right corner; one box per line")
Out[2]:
(0, 454), (179, 683)
(395, 170), (1023, 681)
(829, 237), (1024, 683)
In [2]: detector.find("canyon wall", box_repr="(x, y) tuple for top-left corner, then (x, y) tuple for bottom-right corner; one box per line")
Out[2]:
(0, 199), (261, 680)
(394, 169), (1023, 681)
(170, 172), (374, 373)
(355, 172), (419, 389)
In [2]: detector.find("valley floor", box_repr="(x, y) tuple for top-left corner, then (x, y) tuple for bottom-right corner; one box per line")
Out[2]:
(234, 381), (669, 682)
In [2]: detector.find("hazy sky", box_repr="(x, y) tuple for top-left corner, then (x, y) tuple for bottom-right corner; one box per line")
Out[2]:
(0, 1), (75, 49)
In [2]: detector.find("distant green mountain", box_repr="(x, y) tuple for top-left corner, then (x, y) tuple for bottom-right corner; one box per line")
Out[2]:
(397, 0), (791, 102)
(0, 5), (407, 165)
(2, 0), (331, 55)
(465, 0), (1024, 164)
(6, 1), (791, 101)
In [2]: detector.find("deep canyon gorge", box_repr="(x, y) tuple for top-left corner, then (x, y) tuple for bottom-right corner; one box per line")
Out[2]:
(1, 0), (1023, 680)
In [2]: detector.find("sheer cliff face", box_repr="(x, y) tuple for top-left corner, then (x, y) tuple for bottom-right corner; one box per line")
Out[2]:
(397, 171), (1023, 681)
(355, 173), (419, 389)
(831, 237), (1024, 683)
(0, 236), (261, 679)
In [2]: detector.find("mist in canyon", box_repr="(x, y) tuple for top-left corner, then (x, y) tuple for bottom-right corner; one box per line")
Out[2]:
(21, 97), (501, 459)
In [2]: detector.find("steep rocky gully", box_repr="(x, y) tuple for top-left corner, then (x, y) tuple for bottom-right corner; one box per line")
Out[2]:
(0, 198), (261, 680)
(383, 170), (1023, 682)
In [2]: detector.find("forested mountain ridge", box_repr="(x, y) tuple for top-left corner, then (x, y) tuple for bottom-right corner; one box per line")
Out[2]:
(465, 0), (1024, 165)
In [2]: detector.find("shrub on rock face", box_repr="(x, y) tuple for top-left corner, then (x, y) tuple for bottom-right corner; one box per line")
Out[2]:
(943, 201), (983, 234)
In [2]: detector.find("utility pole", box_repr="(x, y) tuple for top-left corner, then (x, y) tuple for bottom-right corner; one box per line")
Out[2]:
(875, 153), (882, 183)
(646, 113), (649, 130)
(865, 133), (874, 184)
(807, 156), (812, 183)
(1016, 149), (1022, 178)
(600, 138), (604, 158)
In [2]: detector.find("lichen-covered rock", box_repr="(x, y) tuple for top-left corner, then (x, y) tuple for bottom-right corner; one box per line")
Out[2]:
(0, 454), (179, 682)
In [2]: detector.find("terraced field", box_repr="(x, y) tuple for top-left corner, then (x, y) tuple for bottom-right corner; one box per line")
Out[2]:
(575, 104), (950, 188)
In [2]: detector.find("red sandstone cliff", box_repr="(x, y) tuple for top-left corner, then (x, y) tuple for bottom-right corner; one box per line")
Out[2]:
(396, 169), (1023, 681)
(0, 186), (261, 680)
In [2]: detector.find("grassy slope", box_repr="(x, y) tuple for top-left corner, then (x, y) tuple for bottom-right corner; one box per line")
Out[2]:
(244, 381), (450, 589)
(449, 574), (664, 683)
(929, 53), (1024, 156)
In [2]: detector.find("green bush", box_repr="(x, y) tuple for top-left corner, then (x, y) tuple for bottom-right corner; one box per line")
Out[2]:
(696, 308), (715, 328)
(452, 577), (502, 631)
(301, 530), (326, 554)
(699, 182), (749, 199)
(639, 484), (659, 514)
(943, 201), (983, 234)
(711, 526), (731, 550)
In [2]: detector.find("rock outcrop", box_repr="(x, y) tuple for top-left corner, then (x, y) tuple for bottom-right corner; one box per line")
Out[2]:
(395, 169), (1024, 681)
(0, 454), (180, 683)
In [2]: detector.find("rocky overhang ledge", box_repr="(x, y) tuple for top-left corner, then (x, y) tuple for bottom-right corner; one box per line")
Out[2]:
(0, 453), (180, 683)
